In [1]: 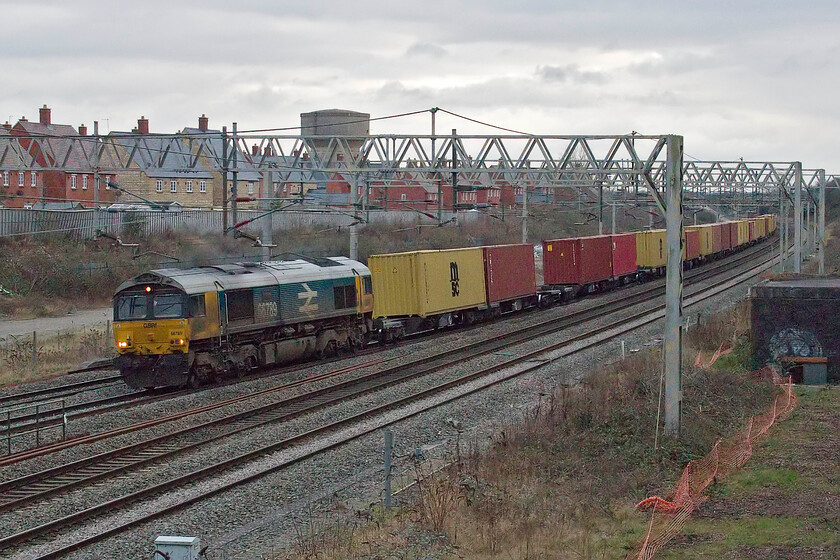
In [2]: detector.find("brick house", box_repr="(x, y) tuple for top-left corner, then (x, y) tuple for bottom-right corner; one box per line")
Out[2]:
(1, 106), (115, 208)
(109, 117), (215, 208)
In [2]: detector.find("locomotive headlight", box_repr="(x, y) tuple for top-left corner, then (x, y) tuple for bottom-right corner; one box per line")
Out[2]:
(178, 339), (185, 345)
(118, 341), (128, 348)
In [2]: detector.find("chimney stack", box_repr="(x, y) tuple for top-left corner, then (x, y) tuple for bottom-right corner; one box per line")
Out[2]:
(252, 144), (259, 156)
(1, 122), (10, 132)
(39, 105), (51, 125)
(78, 124), (87, 136)
(198, 114), (209, 131)
(137, 116), (149, 134)
(264, 146), (272, 156)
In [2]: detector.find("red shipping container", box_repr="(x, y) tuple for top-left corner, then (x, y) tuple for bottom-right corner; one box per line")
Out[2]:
(483, 244), (537, 303)
(711, 223), (723, 253)
(685, 229), (700, 260)
(748, 220), (756, 241)
(720, 222), (733, 251)
(610, 233), (637, 277)
(728, 222), (739, 249)
(543, 235), (612, 286)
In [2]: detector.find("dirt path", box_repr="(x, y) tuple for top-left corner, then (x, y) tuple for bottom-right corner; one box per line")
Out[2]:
(661, 385), (840, 559)
(0, 307), (112, 340)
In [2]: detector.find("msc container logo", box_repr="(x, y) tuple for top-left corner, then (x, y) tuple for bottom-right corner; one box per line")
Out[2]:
(450, 262), (460, 297)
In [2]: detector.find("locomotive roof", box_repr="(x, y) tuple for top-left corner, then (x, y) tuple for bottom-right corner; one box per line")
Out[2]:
(115, 257), (370, 295)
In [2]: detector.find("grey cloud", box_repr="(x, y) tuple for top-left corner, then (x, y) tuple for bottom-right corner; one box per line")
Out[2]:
(406, 42), (448, 58)
(537, 65), (609, 85)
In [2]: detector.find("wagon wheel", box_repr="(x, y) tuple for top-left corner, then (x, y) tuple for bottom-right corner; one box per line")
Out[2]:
(187, 372), (202, 390)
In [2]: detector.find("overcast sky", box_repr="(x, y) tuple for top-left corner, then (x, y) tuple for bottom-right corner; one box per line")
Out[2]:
(2, 0), (838, 171)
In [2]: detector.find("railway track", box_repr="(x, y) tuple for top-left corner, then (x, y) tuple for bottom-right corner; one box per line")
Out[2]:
(0, 240), (773, 467)
(0, 242), (779, 559)
(0, 375), (122, 410)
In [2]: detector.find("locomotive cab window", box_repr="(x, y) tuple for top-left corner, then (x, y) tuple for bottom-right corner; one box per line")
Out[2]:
(333, 284), (357, 309)
(116, 294), (148, 320)
(363, 276), (373, 295)
(153, 292), (186, 318)
(189, 294), (206, 317)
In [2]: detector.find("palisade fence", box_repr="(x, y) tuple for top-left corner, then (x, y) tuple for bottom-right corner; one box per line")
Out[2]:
(0, 208), (483, 239)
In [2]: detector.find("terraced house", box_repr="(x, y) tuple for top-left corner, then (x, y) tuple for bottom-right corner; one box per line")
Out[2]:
(108, 117), (216, 208)
(181, 115), (263, 209)
(0, 105), (116, 208)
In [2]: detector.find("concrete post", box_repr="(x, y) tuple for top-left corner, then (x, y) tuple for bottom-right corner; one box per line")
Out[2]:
(663, 135), (684, 437)
(384, 429), (393, 509)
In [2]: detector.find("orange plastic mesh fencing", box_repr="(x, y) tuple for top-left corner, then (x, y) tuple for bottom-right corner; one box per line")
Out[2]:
(628, 366), (797, 560)
(694, 341), (733, 369)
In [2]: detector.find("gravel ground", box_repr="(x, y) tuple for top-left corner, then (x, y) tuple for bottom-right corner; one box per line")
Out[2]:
(2, 246), (774, 559)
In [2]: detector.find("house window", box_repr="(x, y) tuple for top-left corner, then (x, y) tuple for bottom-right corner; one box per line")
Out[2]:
(2, 171), (8, 186)
(31, 172), (37, 187)
(18, 172), (24, 187)
(247, 182), (254, 195)
(71, 175), (77, 190)
(199, 180), (206, 193)
(186, 180), (193, 193)
(105, 176), (111, 190)
(156, 180), (163, 193)
(401, 193), (407, 201)
(82, 176), (88, 190)
(170, 180), (177, 193)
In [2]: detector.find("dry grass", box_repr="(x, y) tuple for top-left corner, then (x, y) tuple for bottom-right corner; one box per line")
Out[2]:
(0, 324), (114, 385)
(280, 303), (777, 560)
(0, 207), (591, 320)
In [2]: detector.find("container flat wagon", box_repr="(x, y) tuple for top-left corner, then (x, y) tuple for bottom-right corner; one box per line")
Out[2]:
(483, 244), (538, 312)
(543, 235), (613, 293)
(610, 233), (638, 282)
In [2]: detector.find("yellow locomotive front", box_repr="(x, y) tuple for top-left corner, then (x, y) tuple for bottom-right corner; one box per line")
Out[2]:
(114, 283), (192, 388)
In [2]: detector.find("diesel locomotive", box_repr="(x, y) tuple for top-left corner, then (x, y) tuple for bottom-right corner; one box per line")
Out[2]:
(113, 257), (374, 389)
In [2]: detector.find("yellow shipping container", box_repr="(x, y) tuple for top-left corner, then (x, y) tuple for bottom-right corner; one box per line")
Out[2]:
(685, 224), (715, 256)
(736, 220), (750, 246)
(635, 229), (667, 268)
(369, 248), (487, 319)
(756, 217), (767, 238)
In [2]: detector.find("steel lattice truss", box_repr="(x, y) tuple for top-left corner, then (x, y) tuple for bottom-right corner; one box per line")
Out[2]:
(0, 132), (829, 209)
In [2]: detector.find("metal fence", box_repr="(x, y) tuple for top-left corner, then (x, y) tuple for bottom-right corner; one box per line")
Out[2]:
(0, 208), (483, 239)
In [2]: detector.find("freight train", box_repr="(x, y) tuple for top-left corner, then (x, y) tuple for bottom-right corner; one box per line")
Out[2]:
(113, 215), (776, 388)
